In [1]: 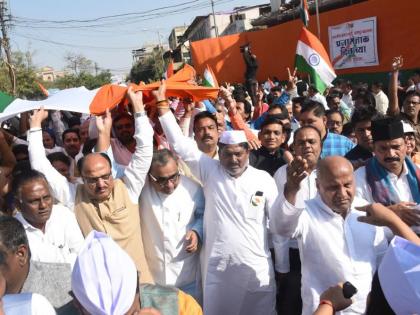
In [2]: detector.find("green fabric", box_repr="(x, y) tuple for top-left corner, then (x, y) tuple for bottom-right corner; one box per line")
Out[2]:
(0, 91), (14, 113)
(295, 54), (328, 94)
(140, 284), (179, 315)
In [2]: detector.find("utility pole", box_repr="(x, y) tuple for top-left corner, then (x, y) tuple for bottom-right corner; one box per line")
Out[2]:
(94, 62), (99, 76)
(0, 0), (16, 96)
(210, 0), (219, 37)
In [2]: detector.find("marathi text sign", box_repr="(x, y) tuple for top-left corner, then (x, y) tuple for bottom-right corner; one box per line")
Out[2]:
(328, 17), (378, 69)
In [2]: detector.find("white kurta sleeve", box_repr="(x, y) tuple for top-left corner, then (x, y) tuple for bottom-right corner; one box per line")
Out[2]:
(159, 111), (215, 183)
(61, 206), (84, 258)
(122, 115), (154, 203)
(269, 193), (305, 238)
(354, 167), (374, 203)
(28, 128), (76, 209)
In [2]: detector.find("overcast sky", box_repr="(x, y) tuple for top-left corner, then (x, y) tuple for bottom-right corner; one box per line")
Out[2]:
(9, 0), (268, 75)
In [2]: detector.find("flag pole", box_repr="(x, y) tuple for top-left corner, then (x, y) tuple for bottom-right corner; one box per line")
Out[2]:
(315, 0), (321, 39)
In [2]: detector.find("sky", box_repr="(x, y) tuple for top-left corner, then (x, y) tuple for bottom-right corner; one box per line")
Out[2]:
(9, 0), (268, 76)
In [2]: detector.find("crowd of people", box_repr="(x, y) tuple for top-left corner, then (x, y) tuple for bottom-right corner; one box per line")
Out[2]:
(0, 54), (418, 315)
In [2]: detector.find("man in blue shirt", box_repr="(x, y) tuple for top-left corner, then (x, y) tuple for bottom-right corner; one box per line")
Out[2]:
(299, 100), (355, 158)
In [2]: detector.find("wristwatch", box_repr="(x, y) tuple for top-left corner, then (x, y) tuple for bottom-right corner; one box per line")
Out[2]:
(134, 111), (147, 118)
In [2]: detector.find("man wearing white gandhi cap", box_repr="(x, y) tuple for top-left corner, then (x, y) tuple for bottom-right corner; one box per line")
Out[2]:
(157, 93), (282, 315)
(71, 231), (202, 315)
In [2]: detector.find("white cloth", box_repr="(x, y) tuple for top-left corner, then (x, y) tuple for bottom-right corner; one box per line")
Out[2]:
(374, 90), (389, 115)
(273, 165), (318, 270)
(341, 91), (354, 109)
(379, 236), (420, 314)
(269, 195), (388, 315)
(159, 111), (277, 315)
(29, 115), (153, 208)
(3, 293), (56, 315)
(15, 204), (84, 267)
(110, 138), (133, 166)
(139, 176), (204, 289)
(72, 231), (137, 315)
(310, 93), (328, 110)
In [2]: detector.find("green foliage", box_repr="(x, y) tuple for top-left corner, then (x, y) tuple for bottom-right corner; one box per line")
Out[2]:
(0, 51), (44, 99)
(53, 70), (112, 90)
(128, 47), (165, 84)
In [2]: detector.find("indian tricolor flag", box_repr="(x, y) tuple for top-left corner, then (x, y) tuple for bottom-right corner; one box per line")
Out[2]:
(300, 0), (309, 27)
(295, 27), (336, 94)
(202, 65), (218, 88)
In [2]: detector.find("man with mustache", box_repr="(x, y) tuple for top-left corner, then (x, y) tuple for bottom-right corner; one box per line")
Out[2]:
(156, 82), (278, 315)
(354, 118), (420, 233)
(192, 111), (219, 159)
(270, 156), (388, 315)
(110, 113), (136, 166)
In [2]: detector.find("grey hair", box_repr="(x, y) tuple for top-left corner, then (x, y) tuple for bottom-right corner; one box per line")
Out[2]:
(151, 149), (178, 168)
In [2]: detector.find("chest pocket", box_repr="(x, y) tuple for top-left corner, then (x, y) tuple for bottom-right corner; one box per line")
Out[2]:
(246, 193), (266, 221)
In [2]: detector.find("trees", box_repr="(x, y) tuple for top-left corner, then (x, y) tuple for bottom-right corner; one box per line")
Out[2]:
(53, 70), (112, 90)
(0, 51), (44, 99)
(128, 47), (165, 84)
(64, 52), (93, 75)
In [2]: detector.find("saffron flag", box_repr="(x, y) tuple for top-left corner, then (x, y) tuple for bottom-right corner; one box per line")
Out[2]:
(300, 0), (309, 27)
(0, 64), (219, 121)
(295, 27), (336, 94)
(202, 65), (218, 88)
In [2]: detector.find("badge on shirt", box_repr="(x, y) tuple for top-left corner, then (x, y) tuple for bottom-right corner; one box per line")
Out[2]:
(247, 191), (265, 220)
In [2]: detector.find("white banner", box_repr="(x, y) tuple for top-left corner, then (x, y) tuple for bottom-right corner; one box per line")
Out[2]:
(328, 17), (378, 70)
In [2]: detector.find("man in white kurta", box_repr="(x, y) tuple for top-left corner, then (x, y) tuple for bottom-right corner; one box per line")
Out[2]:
(139, 149), (204, 298)
(158, 110), (277, 315)
(270, 156), (388, 315)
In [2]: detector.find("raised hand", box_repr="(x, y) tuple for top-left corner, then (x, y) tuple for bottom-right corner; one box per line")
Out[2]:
(127, 86), (144, 113)
(286, 156), (309, 189)
(287, 67), (297, 83)
(29, 107), (48, 129)
(152, 80), (167, 102)
(387, 201), (420, 226)
(391, 56), (403, 71)
(96, 109), (112, 134)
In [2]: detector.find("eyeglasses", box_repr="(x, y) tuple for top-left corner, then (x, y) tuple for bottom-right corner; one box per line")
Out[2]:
(83, 173), (112, 185)
(149, 172), (180, 187)
(406, 100), (420, 105)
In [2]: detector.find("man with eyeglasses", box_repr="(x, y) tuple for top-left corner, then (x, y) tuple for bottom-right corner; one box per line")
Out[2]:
(139, 149), (204, 299)
(12, 169), (84, 266)
(27, 87), (155, 284)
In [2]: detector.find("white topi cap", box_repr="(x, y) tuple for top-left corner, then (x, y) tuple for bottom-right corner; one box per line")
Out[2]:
(219, 130), (247, 145)
(378, 236), (420, 314)
(402, 121), (415, 134)
(71, 231), (138, 315)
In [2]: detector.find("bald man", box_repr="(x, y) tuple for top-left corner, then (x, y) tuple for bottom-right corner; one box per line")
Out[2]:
(27, 87), (155, 284)
(270, 156), (389, 315)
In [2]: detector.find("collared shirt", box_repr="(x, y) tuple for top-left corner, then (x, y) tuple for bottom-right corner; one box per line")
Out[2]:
(341, 91), (354, 109)
(344, 145), (373, 162)
(321, 132), (356, 159)
(139, 176), (204, 289)
(15, 204), (84, 267)
(249, 146), (286, 176)
(269, 195), (388, 315)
